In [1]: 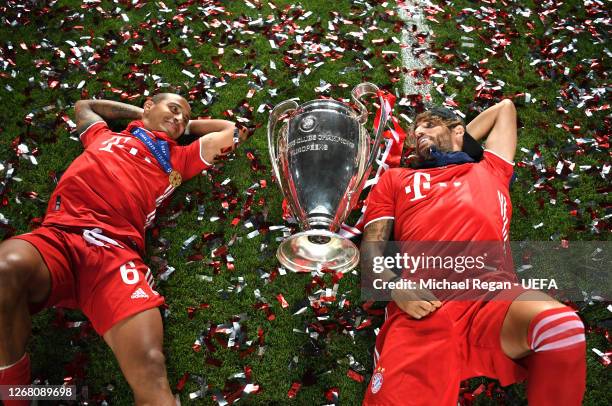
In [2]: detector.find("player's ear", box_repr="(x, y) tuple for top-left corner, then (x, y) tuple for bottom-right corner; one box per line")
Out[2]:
(143, 99), (154, 112)
(451, 125), (465, 150)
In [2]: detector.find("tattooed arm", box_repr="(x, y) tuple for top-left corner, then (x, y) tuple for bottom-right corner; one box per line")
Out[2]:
(74, 100), (144, 134)
(360, 219), (396, 286)
(361, 219), (441, 319)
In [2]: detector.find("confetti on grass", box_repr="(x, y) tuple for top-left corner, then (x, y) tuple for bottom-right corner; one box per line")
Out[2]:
(1, 0), (609, 404)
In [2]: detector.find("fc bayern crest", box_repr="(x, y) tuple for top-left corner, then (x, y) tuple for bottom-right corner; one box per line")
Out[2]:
(371, 372), (384, 394)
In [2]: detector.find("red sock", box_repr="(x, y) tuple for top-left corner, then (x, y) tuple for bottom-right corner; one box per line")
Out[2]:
(523, 307), (586, 406)
(0, 353), (31, 406)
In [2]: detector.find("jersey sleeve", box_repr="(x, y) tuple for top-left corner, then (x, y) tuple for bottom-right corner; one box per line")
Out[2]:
(480, 150), (515, 186)
(362, 169), (396, 229)
(79, 121), (110, 148)
(171, 138), (213, 181)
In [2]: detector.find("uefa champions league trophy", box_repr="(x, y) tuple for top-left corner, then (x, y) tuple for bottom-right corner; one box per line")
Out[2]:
(267, 83), (388, 273)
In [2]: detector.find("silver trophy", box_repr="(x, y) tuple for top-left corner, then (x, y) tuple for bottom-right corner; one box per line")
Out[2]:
(268, 83), (388, 273)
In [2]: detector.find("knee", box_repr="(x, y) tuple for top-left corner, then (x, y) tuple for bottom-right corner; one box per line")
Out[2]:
(503, 294), (570, 357)
(512, 291), (565, 323)
(500, 98), (516, 112)
(131, 349), (172, 404)
(142, 349), (167, 377)
(0, 252), (30, 297)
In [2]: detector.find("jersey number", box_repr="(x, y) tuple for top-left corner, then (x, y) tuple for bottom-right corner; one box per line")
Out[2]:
(120, 261), (139, 285)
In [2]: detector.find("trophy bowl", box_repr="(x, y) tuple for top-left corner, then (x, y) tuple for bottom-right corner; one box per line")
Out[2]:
(268, 83), (387, 273)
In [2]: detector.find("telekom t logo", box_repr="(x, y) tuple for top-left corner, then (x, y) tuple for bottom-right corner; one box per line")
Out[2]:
(405, 172), (431, 201)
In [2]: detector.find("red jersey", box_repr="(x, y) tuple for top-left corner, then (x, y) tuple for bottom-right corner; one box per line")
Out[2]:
(43, 120), (211, 251)
(363, 151), (514, 242)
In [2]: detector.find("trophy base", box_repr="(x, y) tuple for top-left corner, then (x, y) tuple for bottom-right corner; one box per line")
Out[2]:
(277, 230), (359, 273)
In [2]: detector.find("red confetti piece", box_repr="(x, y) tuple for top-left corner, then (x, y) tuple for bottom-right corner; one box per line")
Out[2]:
(254, 302), (276, 321)
(287, 381), (301, 399)
(276, 293), (289, 309)
(356, 318), (372, 330)
(332, 271), (344, 284)
(257, 327), (265, 345)
(212, 245), (228, 257)
(346, 369), (364, 383)
(176, 372), (189, 392)
(325, 386), (339, 402)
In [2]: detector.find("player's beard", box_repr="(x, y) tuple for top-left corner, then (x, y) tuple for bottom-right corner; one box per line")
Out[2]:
(415, 129), (454, 161)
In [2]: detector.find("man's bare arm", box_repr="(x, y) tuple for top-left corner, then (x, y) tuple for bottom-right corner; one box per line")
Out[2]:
(189, 119), (249, 164)
(75, 100), (144, 134)
(465, 99), (517, 162)
(363, 219), (394, 242)
(360, 219), (396, 284)
(361, 219), (441, 319)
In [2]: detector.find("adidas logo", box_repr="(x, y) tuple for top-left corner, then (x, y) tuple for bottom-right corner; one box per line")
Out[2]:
(130, 288), (149, 300)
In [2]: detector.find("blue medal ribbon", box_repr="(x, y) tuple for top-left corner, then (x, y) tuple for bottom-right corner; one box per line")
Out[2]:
(130, 127), (173, 174)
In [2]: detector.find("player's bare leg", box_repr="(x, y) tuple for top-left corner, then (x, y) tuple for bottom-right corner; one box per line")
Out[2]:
(0, 239), (52, 359)
(0, 239), (51, 404)
(500, 290), (564, 358)
(501, 290), (586, 405)
(103, 307), (175, 406)
(0, 239), (51, 364)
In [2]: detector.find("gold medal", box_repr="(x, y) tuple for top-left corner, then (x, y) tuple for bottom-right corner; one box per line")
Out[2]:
(169, 170), (182, 187)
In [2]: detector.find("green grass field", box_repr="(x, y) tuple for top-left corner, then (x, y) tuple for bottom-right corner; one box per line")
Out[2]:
(0, 0), (609, 405)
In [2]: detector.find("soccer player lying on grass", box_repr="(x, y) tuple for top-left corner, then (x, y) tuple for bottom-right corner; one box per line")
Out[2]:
(0, 93), (247, 405)
(360, 100), (586, 405)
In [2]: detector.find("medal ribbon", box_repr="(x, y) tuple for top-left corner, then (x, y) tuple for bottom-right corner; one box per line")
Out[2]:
(130, 127), (173, 175)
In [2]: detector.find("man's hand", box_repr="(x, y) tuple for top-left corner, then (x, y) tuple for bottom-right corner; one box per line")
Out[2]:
(391, 286), (442, 319)
(187, 119), (247, 164)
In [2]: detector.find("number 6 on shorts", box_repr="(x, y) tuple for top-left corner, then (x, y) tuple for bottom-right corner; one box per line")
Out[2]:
(120, 261), (139, 284)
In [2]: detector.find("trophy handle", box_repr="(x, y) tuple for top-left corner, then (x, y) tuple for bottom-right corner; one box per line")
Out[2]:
(351, 82), (378, 125)
(351, 82), (391, 189)
(267, 100), (299, 196)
